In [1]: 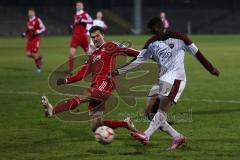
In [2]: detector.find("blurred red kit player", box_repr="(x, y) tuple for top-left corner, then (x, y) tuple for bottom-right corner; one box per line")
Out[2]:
(41, 26), (140, 132)
(68, 1), (93, 73)
(21, 8), (46, 72)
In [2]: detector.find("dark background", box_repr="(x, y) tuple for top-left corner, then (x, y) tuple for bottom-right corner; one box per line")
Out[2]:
(0, 0), (239, 35)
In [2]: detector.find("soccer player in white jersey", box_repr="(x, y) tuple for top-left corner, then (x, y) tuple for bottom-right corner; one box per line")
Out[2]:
(110, 17), (220, 150)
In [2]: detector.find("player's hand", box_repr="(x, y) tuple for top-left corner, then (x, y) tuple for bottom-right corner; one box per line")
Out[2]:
(77, 18), (83, 24)
(21, 32), (26, 38)
(57, 78), (67, 85)
(33, 31), (40, 36)
(108, 70), (119, 78)
(211, 67), (220, 77)
(68, 25), (73, 34)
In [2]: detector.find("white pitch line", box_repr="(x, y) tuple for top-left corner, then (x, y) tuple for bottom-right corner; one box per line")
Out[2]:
(0, 90), (240, 104)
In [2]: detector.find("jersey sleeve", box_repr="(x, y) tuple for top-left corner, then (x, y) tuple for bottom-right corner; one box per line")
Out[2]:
(179, 33), (215, 73)
(117, 49), (151, 75)
(143, 36), (159, 49)
(112, 41), (140, 57)
(103, 21), (108, 30)
(66, 58), (91, 84)
(82, 13), (93, 24)
(36, 18), (46, 34)
(118, 44), (140, 57)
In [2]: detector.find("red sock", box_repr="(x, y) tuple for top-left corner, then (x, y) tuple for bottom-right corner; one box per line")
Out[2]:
(34, 56), (41, 69)
(53, 96), (81, 114)
(102, 120), (128, 129)
(69, 55), (74, 72)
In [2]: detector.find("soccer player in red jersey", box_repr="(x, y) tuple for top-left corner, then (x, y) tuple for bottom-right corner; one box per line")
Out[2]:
(68, 1), (93, 73)
(41, 26), (140, 132)
(21, 8), (46, 72)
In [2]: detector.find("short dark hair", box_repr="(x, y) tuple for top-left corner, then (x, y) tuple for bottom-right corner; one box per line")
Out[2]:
(147, 17), (164, 29)
(89, 26), (105, 35)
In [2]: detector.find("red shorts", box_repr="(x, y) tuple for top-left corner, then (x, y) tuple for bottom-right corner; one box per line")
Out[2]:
(86, 80), (113, 115)
(26, 37), (40, 53)
(70, 34), (89, 51)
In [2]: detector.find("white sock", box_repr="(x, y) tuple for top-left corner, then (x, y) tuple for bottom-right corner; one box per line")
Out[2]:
(144, 110), (166, 139)
(160, 121), (181, 138)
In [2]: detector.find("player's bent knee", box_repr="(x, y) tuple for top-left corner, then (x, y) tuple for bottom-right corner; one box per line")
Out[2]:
(158, 96), (172, 112)
(69, 48), (76, 55)
(26, 52), (33, 58)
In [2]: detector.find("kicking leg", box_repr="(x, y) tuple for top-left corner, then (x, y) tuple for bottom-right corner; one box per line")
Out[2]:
(89, 102), (137, 132)
(41, 93), (91, 117)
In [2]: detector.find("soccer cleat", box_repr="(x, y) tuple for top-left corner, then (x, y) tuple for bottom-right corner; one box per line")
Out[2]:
(36, 68), (41, 73)
(41, 96), (53, 117)
(130, 131), (149, 145)
(124, 117), (137, 132)
(169, 135), (186, 150)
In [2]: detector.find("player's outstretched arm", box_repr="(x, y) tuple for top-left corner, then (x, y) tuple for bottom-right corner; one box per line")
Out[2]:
(57, 60), (91, 85)
(179, 32), (220, 77)
(195, 51), (220, 77)
(119, 47), (140, 57)
(21, 29), (29, 38)
(109, 49), (149, 77)
(21, 32), (26, 38)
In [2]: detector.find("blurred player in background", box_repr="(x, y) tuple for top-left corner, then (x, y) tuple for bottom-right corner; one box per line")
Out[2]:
(160, 12), (170, 29)
(93, 11), (108, 30)
(89, 11), (108, 53)
(111, 17), (220, 150)
(41, 26), (139, 133)
(68, 1), (93, 73)
(21, 8), (46, 72)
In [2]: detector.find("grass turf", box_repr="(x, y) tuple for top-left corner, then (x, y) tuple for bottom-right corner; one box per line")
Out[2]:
(0, 35), (240, 160)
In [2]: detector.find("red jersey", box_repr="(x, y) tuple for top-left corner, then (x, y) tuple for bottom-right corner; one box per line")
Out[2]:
(73, 10), (93, 35)
(24, 16), (46, 40)
(66, 42), (140, 87)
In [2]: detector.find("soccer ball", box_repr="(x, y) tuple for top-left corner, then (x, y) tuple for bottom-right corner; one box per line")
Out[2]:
(95, 126), (115, 144)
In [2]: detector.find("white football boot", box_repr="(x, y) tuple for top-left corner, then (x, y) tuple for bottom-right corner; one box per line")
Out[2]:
(124, 117), (137, 132)
(41, 96), (53, 117)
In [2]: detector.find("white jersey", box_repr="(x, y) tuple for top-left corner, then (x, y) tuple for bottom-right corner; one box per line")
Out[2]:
(117, 31), (199, 83)
(87, 19), (107, 33)
(93, 19), (107, 29)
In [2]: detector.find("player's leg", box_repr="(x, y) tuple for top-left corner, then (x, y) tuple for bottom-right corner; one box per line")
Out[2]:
(144, 84), (160, 120)
(145, 80), (186, 149)
(144, 96), (179, 138)
(102, 117), (137, 132)
(88, 102), (137, 132)
(80, 34), (90, 55)
(89, 81), (137, 132)
(69, 35), (80, 73)
(32, 53), (42, 72)
(89, 112), (103, 132)
(145, 84), (175, 125)
(69, 47), (76, 73)
(131, 80), (186, 148)
(27, 38), (42, 72)
(145, 96), (159, 120)
(41, 90), (92, 117)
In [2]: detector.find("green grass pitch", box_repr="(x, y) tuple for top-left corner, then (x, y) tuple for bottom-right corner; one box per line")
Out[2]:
(0, 35), (240, 160)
